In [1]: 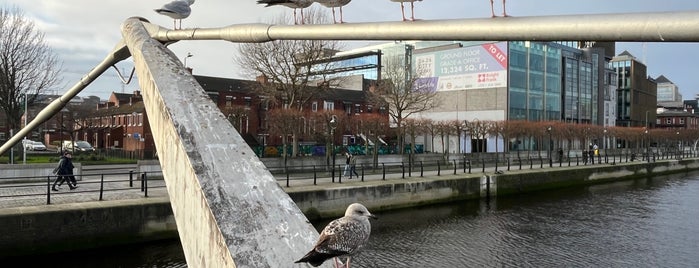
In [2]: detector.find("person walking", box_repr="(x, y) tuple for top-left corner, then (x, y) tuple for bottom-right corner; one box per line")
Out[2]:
(343, 151), (352, 178)
(349, 153), (359, 178)
(52, 151), (78, 191)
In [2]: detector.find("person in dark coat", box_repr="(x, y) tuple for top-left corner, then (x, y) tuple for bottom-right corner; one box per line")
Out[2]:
(52, 151), (78, 191)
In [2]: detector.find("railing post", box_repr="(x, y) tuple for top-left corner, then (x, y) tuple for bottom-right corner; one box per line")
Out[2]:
(401, 162), (405, 179)
(99, 174), (105, 201)
(141, 172), (145, 192)
(382, 163), (386, 180)
(313, 165), (317, 185)
(453, 159), (457, 175)
(338, 165), (342, 183)
(507, 157), (511, 171)
(129, 170), (134, 188)
(286, 171), (290, 188)
(529, 156), (533, 169)
(463, 156), (467, 173)
(468, 159), (472, 174)
(408, 161), (412, 178)
(361, 164), (365, 182)
(437, 161), (441, 176)
(420, 161), (424, 177)
(539, 156), (543, 168)
(144, 172), (148, 197)
(47, 175), (51, 205)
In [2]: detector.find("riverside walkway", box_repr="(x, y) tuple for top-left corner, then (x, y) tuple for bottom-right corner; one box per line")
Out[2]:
(0, 154), (675, 210)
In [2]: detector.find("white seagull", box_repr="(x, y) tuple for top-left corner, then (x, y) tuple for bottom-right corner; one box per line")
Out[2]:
(257, 0), (314, 25)
(490, 0), (508, 17)
(314, 0), (352, 24)
(390, 0), (423, 21)
(155, 0), (195, 29)
(295, 203), (377, 268)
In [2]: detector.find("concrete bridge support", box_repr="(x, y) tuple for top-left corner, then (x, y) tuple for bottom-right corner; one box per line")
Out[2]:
(120, 18), (319, 267)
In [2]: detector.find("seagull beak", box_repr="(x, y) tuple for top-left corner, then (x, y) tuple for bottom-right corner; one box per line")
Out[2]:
(369, 213), (378, 220)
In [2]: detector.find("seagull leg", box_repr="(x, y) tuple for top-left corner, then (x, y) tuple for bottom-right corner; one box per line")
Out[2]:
(293, 9), (299, 25)
(490, 0), (496, 17)
(502, 0), (508, 17)
(332, 7), (338, 24)
(410, 2), (416, 21)
(400, 3), (407, 21)
(339, 7), (345, 23)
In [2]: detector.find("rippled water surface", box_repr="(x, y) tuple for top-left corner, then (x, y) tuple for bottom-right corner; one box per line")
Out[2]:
(25, 172), (699, 267)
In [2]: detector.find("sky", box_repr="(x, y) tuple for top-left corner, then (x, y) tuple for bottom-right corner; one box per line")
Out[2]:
(2, 0), (699, 100)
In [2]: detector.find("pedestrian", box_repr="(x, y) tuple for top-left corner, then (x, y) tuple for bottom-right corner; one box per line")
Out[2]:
(52, 151), (78, 191)
(349, 153), (359, 178)
(557, 148), (564, 163)
(588, 143), (595, 164)
(343, 151), (351, 177)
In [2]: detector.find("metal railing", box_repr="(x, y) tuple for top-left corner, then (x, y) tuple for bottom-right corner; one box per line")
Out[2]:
(270, 150), (698, 187)
(0, 171), (165, 206)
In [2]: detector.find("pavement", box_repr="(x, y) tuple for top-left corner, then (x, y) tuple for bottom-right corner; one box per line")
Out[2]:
(0, 155), (661, 210)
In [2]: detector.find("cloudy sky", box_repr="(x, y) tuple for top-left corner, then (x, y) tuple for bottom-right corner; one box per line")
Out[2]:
(2, 0), (699, 100)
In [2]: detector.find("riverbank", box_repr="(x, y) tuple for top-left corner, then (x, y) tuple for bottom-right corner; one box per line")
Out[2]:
(2, 158), (697, 257)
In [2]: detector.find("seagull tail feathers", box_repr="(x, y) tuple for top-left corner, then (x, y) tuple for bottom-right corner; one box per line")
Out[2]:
(295, 251), (338, 267)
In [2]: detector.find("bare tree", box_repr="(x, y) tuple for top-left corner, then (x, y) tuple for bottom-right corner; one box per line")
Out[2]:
(0, 7), (62, 140)
(235, 8), (343, 157)
(367, 55), (438, 154)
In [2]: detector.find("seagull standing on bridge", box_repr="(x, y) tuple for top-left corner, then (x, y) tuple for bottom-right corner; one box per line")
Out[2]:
(295, 203), (377, 268)
(257, 0), (314, 24)
(490, 0), (508, 17)
(155, 0), (195, 29)
(314, 0), (352, 24)
(391, 0), (423, 21)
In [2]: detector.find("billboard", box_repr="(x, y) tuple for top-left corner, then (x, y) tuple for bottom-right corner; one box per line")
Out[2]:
(414, 42), (508, 91)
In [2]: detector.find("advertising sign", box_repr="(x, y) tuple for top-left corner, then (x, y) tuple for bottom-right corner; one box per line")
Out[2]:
(414, 42), (508, 91)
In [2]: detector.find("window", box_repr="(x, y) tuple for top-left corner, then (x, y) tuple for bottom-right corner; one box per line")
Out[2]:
(244, 97), (252, 107)
(312, 101), (318, 112)
(138, 113), (143, 126)
(324, 101), (334, 110)
(666, 118), (672, 124)
(225, 96), (233, 107)
(680, 118), (685, 125)
(354, 104), (361, 114)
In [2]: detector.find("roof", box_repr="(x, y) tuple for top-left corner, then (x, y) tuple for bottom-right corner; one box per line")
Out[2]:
(655, 75), (673, 84)
(194, 75), (257, 94)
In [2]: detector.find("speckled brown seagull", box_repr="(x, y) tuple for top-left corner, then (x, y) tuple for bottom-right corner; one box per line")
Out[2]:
(257, 0), (314, 24)
(391, 0), (423, 21)
(295, 203), (377, 268)
(490, 0), (508, 17)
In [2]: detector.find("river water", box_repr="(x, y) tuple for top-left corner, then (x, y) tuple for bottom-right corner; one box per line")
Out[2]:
(27, 171), (699, 267)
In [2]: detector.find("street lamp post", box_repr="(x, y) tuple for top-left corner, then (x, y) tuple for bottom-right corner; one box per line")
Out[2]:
(329, 116), (337, 181)
(603, 128), (607, 163)
(644, 129), (650, 162)
(546, 126), (552, 167)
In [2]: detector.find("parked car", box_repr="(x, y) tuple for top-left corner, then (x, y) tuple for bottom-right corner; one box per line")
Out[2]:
(58, 140), (95, 153)
(23, 140), (47, 151)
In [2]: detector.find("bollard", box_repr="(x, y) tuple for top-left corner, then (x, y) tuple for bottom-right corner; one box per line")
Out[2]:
(99, 174), (105, 201)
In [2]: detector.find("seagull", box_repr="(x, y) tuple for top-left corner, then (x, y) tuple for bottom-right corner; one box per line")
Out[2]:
(390, 0), (423, 21)
(314, 0), (352, 24)
(295, 203), (377, 268)
(155, 0), (195, 29)
(490, 0), (508, 17)
(257, 0), (314, 25)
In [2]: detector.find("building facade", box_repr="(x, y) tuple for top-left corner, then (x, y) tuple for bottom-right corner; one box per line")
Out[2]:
(610, 51), (658, 128)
